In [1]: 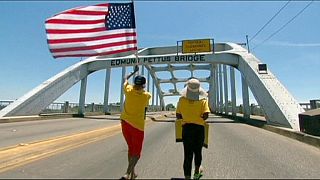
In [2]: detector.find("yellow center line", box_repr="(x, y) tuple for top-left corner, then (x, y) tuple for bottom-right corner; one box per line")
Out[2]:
(0, 118), (154, 173)
(0, 124), (121, 173)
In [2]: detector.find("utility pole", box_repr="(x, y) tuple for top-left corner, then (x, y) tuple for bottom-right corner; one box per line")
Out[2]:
(246, 35), (250, 53)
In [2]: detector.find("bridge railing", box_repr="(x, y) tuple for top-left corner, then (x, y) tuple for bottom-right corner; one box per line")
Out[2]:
(0, 100), (14, 111)
(215, 104), (265, 117)
(0, 100), (163, 115)
(40, 102), (163, 114)
(0, 100), (317, 116)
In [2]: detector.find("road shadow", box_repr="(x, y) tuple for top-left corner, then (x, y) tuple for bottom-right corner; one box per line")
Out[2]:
(206, 120), (239, 123)
(152, 119), (242, 124)
(83, 115), (159, 121)
(82, 116), (120, 121)
(153, 118), (266, 128)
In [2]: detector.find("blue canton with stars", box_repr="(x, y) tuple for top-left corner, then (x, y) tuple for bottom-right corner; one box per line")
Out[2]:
(105, 3), (136, 30)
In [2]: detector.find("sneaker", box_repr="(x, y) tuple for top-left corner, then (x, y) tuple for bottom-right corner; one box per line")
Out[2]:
(193, 173), (202, 180)
(130, 172), (138, 179)
(120, 174), (129, 180)
(193, 166), (203, 180)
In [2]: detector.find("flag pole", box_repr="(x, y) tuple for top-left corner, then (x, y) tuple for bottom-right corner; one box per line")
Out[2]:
(131, 0), (140, 75)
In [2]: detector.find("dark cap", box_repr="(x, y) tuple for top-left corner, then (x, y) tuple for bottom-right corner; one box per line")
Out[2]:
(134, 75), (146, 85)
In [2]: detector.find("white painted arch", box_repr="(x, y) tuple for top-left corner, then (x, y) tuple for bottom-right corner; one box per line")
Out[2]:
(0, 42), (304, 130)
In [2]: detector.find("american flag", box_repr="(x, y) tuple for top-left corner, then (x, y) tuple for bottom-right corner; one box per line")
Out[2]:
(45, 3), (137, 58)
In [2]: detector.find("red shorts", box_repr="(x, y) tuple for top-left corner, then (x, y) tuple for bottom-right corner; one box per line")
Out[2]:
(121, 120), (144, 157)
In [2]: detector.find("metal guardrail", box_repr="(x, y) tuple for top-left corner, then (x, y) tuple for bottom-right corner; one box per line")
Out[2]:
(0, 100), (318, 116)
(0, 100), (13, 111)
(0, 100), (163, 114)
(0, 100), (261, 115)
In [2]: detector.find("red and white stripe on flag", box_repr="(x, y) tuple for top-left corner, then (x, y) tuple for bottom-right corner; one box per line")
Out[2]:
(45, 3), (137, 58)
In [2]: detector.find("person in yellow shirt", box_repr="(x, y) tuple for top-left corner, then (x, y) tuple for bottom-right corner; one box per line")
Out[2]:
(176, 78), (210, 180)
(120, 66), (151, 180)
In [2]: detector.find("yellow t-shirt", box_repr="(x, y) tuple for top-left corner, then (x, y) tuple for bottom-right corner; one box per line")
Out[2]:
(176, 97), (210, 126)
(120, 81), (151, 131)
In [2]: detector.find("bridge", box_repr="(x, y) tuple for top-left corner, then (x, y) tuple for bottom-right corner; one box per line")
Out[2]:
(0, 42), (304, 130)
(0, 42), (319, 179)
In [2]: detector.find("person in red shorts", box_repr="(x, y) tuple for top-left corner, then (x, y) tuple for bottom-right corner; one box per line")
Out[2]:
(120, 68), (151, 180)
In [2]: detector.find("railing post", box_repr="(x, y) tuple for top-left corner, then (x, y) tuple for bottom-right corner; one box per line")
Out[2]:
(230, 67), (237, 116)
(223, 64), (229, 115)
(241, 75), (250, 119)
(120, 67), (126, 112)
(78, 77), (87, 117)
(104, 68), (111, 115)
(64, 101), (69, 113)
(209, 64), (215, 112)
(214, 66), (219, 113)
(152, 80), (155, 107)
(91, 103), (95, 112)
(218, 64), (223, 113)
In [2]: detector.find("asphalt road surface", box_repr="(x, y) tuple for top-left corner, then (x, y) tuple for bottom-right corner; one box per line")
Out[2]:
(1, 115), (320, 179)
(0, 115), (121, 148)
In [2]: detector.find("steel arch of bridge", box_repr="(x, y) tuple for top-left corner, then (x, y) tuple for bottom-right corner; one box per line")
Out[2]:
(0, 43), (304, 131)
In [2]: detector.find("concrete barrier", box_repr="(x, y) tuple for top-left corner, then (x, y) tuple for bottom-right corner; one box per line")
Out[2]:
(221, 113), (320, 149)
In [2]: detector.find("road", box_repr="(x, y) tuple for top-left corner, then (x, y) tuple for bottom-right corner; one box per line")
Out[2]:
(0, 114), (320, 179)
(0, 115), (121, 148)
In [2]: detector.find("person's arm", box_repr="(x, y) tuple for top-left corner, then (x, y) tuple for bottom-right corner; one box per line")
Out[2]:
(176, 113), (183, 119)
(123, 65), (139, 89)
(122, 76), (130, 94)
(123, 75), (129, 84)
(176, 98), (182, 120)
(124, 65), (139, 81)
(201, 99), (210, 121)
(144, 107), (147, 120)
(202, 112), (209, 120)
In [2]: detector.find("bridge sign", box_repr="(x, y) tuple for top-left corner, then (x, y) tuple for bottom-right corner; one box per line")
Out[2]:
(182, 39), (212, 54)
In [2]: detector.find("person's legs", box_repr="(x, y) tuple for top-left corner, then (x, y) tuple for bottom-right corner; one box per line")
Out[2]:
(127, 156), (139, 179)
(193, 125), (205, 179)
(121, 155), (138, 179)
(121, 120), (135, 179)
(182, 124), (194, 179)
(124, 121), (144, 179)
(128, 156), (138, 179)
(183, 144), (193, 179)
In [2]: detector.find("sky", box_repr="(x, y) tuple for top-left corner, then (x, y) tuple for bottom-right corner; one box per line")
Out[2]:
(0, 1), (319, 107)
